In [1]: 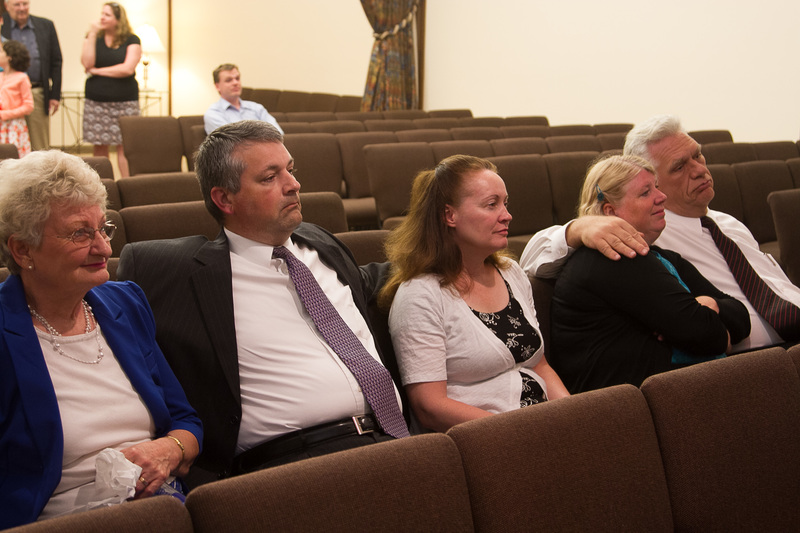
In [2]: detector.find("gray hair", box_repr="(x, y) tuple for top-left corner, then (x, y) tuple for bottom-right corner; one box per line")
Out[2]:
(0, 151), (107, 274)
(623, 114), (687, 163)
(194, 120), (284, 223)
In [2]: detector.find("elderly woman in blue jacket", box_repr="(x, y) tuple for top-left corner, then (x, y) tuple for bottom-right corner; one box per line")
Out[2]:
(0, 151), (202, 528)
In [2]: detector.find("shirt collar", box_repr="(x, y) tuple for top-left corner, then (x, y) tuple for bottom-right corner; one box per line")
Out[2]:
(11, 17), (34, 30)
(224, 227), (296, 265)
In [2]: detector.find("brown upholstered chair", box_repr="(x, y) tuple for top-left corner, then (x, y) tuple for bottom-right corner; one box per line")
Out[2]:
(247, 88), (280, 111)
(299, 191), (348, 234)
(706, 163), (745, 222)
(548, 124), (596, 136)
(640, 347), (800, 532)
(335, 111), (380, 121)
(546, 134), (602, 153)
(447, 385), (673, 532)
(184, 434), (474, 533)
(279, 122), (315, 134)
(787, 157), (800, 187)
(307, 92), (340, 112)
(490, 137), (549, 156)
(395, 128), (452, 142)
(334, 95), (362, 112)
(449, 126), (503, 141)
(412, 117), (460, 129)
(382, 109), (429, 120)
(732, 160), (794, 252)
(81, 156), (115, 180)
(119, 116), (184, 176)
(120, 201), (220, 243)
(499, 124), (550, 138)
(4, 494), (192, 533)
(282, 111), (337, 123)
(530, 275), (556, 352)
(115, 173), (202, 208)
(457, 116), (506, 127)
(363, 119), (417, 132)
(0, 142), (19, 159)
(310, 120), (365, 134)
(427, 108), (472, 118)
(176, 115), (205, 170)
(275, 90), (312, 112)
(282, 133), (345, 195)
(767, 188), (800, 285)
(689, 129), (734, 144)
(334, 229), (391, 265)
(488, 154), (554, 257)
(753, 140), (800, 161)
(429, 140), (493, 161)
(544, 151), (599, 224)
(101, 179), (122, 211)
(701, 142), (758, 164)
(593, 123), (633, 134)
(364, 142), (436, 228)
(503, 115), (549, 126)
(105, 209), (126, 258)
(596, 131), (627, 151)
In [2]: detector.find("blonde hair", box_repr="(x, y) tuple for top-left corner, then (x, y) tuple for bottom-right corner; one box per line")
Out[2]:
(0, 151), (107, 274)
(100, 2), (133, 49)
(378, 155), (511, 310)
(578, 154), (656, 217)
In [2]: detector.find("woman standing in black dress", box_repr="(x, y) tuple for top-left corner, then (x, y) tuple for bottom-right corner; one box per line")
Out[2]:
(81, 2), (140, 177)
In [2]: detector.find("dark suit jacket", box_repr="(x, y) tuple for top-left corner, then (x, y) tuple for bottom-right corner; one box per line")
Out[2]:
(2, 13), (63, 112)
(117, 223), (394, 487)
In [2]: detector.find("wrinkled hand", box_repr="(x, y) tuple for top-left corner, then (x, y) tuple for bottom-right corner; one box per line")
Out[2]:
(695, 295), (720, 313)
(566, 215), (649, 261)
(122, 438), (180, 498)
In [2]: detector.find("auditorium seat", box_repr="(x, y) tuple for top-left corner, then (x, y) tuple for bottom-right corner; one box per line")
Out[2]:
(184, 434), (474, 533)
(177, 115), (205, 170)
(299, 192), (349, 234)
(106, 209), (126, 258)
(447, 384), (672, 532)
(701, 142), (758, 164)
(115, 173), (202, 207)
(334, 95), (362, 112)
(706, 164), (744, 222)
(382, 109), (429, 120)
(413, 117), (460, 129)
(500, 124), (550, 138)
(546, 134), (602, 153)
(363, 119), (417, 132)
(429, 139), (493, 161)
(247, 88), (280, 111)
(689, 129), (733, 144)
(310, 120), (365, 134)
(275, 90), (312, 112)
(334, 229), (391, 265)
(101, 178), (122, 211)
(82, 156), (115, 181)
(490, 137), (549, 156)
(503, 115), (549, 126)
(596, 131), (627, 151)
(544, 151), (598, 224)
(279, 122), (316, 133)
(753, 140), (800, 161)
(282, 112), (337, 123)
(120, 201), (219, 243)
(427, 108), (473, 118)
(768, 188), (800, 285)
(282, 133), (346, 195)
(458, 116), (506, 127)
(307, 92), (340, 112)
(449, 126), (504, 141)
(395, 128), (452, 142)
(119, 116), (184, 176)
(364, 142), (435, 229)
(548, 124), (596, 136)
(335, 111), (379, 121)
(0, 142), (19, 159)
(488, 154), (554, 258)
(640, 347), (800, 532)
(593, 123), (633, 134)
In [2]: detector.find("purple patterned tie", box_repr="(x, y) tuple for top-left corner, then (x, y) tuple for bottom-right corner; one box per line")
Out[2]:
(701, 216), (799, 341)
(272, 246), (409, 438)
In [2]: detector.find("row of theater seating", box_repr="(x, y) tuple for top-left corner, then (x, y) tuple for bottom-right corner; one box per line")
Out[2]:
(239, 87), (363, 113)
(10, 345), (800, 532)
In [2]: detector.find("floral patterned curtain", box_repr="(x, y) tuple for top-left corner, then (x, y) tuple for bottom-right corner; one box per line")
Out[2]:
(360, 0), (419, 111)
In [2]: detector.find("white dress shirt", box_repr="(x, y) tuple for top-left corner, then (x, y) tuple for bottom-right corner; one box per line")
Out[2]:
(204, 97), (283, 135)
(520, 209), (800, 351)
(226, 229), (398, 452)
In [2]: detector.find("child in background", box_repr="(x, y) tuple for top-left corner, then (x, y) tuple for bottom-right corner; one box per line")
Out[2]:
(0, 40), (33, 157)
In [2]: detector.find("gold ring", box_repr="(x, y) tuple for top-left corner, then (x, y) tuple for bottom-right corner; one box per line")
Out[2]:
(138, 476), (148, 485)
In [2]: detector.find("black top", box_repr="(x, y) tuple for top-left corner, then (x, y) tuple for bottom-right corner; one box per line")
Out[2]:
(84, 33), (140, 102)
(550, 245), (750, 393)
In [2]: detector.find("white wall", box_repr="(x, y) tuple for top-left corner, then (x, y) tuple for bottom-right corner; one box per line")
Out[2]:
(33, 0), (800, 143)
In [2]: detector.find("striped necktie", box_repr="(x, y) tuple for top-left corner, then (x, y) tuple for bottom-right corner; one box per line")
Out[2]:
(700, 216), (799, 341)
(272, 246), (410, 438)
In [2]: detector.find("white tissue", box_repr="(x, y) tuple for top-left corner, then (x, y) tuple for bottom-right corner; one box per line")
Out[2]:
(86, 448), (142, 510)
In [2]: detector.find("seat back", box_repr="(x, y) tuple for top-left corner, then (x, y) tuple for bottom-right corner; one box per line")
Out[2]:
(596, 131), (627, 151)
(119, 116), (184, 175)
(458, 116), (505, 127)
(548, 124), (596, 136)
(546, 134), (602, 153)
(768, 188), (800, 285)
(282, 111), (337, 123)
(447, 385), (673, 532)
(732, 160), (794, 243)
(640, 347), (800, 532)
(490, 137), (549, 156)
(307, 92), (340, 112)
(429, 140), (493, 162)
(337, 131), (398, 199)
(382, 109), (429, 120)
(503, 115), (549, 126)
(334, 229), (391, 265)
(116, 173), (202, 208)
(395, 128), (452, 142)
(81, 156), (115, 180)
(334, 95), (362, 112)
(413, 117), (460, 130)
(282, 133), (344, 194)
(706, 163), (744, 222)
(120, 201), (220, 243)
(363, 119), (417, 132)
(530, 275), (556, 351)
(753, 140), (800, 161)
(544, 151), (598, 224)
(247, 88), (280, 110)
(177, 115), (205, 170)
(449, 126), (503, 141)
(310, 120), (365, 134)
(299, 191), (348, 234)
(689, 129), (734, 144)
(185, 434), (474, 533)
(275, 90), (311, 112)
(701, 142), (757, 164)
(500, 124), (550, 138)
(0, 142), (19, 159)
(593, 122), (633, 134)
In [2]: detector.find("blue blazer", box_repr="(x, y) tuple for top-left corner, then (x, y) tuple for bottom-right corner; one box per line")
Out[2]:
(0, 276), (203, 529)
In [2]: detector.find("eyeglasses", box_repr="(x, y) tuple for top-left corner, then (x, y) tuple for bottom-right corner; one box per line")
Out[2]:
(55, 222), (117, 247)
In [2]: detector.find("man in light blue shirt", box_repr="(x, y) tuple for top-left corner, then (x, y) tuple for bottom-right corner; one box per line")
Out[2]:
(204, 63), (283, 135)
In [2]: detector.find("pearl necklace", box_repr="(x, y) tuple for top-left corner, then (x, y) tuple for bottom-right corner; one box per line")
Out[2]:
(28, 300), (105, 364)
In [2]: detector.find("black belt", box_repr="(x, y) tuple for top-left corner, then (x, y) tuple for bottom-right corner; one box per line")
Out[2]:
(30, 82), (42, 88)
(232, 414), (380, 473)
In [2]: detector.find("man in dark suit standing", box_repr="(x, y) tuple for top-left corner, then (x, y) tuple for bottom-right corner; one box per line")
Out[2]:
(118, 120), (409, 488)
(2, 0), (62, 150)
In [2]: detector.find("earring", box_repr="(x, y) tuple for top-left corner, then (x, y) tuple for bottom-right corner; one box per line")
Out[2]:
(27, 264), (33, 270)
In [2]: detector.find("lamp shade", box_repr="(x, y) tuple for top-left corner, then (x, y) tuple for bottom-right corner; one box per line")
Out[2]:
(136, 24), (165, 54)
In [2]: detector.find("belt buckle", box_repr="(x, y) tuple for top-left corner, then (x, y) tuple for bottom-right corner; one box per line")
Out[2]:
(352, 415), (374, 435)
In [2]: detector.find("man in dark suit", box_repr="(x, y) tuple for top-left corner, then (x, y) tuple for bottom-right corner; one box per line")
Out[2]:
(118, 120), (408, 488)
(2, 0), (62, 150)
